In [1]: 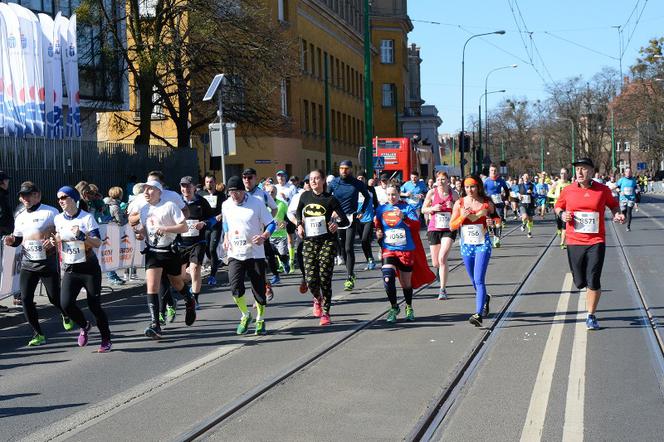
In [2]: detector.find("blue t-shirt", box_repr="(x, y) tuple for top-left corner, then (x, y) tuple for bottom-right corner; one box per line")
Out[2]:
(535, 183), (549, 200)
(510, 184), (520, 197)
(400, 180), (428, 209)
(616, 177), (638, 201)
(329, 176), (370, 216)
(358, 192), (375, 223)
(484, 177), (509, 205)
(375, 202), (418, 251)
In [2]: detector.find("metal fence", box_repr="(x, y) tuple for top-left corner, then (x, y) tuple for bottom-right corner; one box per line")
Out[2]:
(0, 137), (199, 206)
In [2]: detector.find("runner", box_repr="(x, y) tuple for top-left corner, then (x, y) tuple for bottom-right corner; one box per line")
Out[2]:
(374, 184), (420, 322)
(54, 186), (112, 352)
(264, 183), (291, 280)
(535, 174), (549, 219)
(287, 175), (311, 294)
(222, 176), (276, 335)
(549, 168), (572, 249)
(179, 176), (214, 310)
(554, 157), (624, 330)
(3, 182), (71, 346)
(198, 173), (225, 286)
(509, 177), (520, 220)
(615, 167), (638, 232)
(135, 180), (196, 339)
(296, 169), (349, 325)
(450, 175), (500, 327)
(518, 173), (536, 238)
(483, 164), (510, 247)
(374, 173), (390, 205)
(328, 160), (370, 291)
(357, 173), (378, 271)
(422, 171), (456, 300)
(275, 170), (298, 271)
(400, 170), (428, 218)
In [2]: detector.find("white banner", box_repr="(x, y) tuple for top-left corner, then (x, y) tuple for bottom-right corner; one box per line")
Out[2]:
(52, 12), (65, 138)
(63, 14), (80, 137)
(38, 13), (56, 138)
(0, 3), (26, 136)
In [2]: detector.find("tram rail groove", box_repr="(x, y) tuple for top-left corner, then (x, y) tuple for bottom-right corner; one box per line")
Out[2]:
(406, 232), (558, 442)
(176, 225), (527, 441)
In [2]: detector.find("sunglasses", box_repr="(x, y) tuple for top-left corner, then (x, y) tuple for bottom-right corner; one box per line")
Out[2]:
(57, 195), (70, 201)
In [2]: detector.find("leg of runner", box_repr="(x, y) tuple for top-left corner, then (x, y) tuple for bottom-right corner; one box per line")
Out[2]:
(83, 267), (111, 349)
(158, 273), (173, 325)
(399, 270), (415, 321)
(248, 259), (268, 335)
(228, 258), (253, 335)
(60, 272), (90, 343)
(622, 203), (633, 231)
(206, 227), (222, 285)
(303, 239), (322, 316)
(360, 221), (375, 270)
(166, 272), (196, 326)
(340, 220), (357, 290)
(144, 267), (163, 339)
(264, 241), (280, 285)
(437, 237), (454, 299)
(462, 247), (491, 327)
(19, 270), (46, 345)
(296, 240), (307, 294)
(39, 270), (71, 331)
(383, 266), (400, 322)
(428, 240), (442, 298)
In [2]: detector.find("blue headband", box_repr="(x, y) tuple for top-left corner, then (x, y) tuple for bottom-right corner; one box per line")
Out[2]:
(58, 186), (80, 202)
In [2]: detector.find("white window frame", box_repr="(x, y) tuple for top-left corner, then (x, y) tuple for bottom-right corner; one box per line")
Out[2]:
(381, 40), (394, 64)
(280, 79), (289, 116)
(624, 141), (631, 152)
(381, 83), (394, 107)
(278, 0), (287, 22)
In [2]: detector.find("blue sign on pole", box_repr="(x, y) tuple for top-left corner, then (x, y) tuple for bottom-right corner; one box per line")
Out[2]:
(373, 156), (385, 171)
(637, 162), (647, 171)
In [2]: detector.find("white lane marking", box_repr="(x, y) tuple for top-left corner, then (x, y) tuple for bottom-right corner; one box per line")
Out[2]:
(520, 273), (574, 442)
(563, 289), (587, 442)
(637, 206), (664, 230)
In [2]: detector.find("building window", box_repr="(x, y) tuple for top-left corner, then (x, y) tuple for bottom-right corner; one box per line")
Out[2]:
(331, 110), (336, 139)
(330, 56), (335, 85)
(135, 86), (164, 120)
(317, 48), (322, 79)
(311, 101), (317, 135)
(310, 43), (315, 76)
(340, 62), (346, 91)
(303, 99), (310, 133)
(301, 39), (308, 72)
(624, 141), (630, 152)
(382, 83), (394, 107)
(381, 40), (394, 64)
(278, 0), (288, 22)
(280, 79), (289, 116)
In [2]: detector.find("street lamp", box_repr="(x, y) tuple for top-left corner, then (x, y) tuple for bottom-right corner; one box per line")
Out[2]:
(460, 30), (506, 177)
(478, 89), (506, 174)
(485, 64), (517, 162)
(556, 117), (575, 164)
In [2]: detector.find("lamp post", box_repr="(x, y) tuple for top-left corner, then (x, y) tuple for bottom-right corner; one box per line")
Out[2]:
(478, 89), (505, 174)
(363, 0), (373, 177)
(485, 64), (517, 161)
(460, 30), (506, 177)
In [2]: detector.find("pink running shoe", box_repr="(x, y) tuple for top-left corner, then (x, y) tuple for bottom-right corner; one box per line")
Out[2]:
(78, 322), (91, 347)
(319, 313), (331, 326)
(313, 298), (322, 318)
(97, 341), (112, 353)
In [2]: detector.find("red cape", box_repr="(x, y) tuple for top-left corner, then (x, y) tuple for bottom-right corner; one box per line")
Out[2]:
(406, 219), (437, 289)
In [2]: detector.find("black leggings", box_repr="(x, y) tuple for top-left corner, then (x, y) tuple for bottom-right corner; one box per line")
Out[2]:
(228, 258), (267, 305)
(19, 269), (64, 336)
(357, 222), (374, 261)
(337, 219), (357, 278)
(265, 241), (279, 276)
(159, 272), (174, 316)
(297, 241), (305, 278)
(205, 228), (222, 276)
(303, 238), (336, 313)
(61, 267), (111, 341)
(622, 205), (634, 229)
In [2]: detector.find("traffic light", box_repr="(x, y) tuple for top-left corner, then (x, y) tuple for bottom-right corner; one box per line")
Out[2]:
(458, 133), (471, 152)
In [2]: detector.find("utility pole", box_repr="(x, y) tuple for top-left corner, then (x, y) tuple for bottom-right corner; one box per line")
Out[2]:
(363, 0), (374, 177)
(324, 54), (332, 175)
(611, 108), (616, 172)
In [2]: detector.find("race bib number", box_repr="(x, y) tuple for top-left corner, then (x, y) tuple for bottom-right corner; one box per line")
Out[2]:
(384, 228), (407, 246)
(491, 194), (503, 204)
(461, 224), (484, 245)
(62, 240), (86, 264)
(573, 211), (599, 234)
(203, 195), (218, 208)
(510, 191), (518, 198)
(23, 239), (46, 261)
(304, 216), (327, 237)
(230, 231), (252, 257)
(622, 187), (634, 196)
(434, 213), (450, 229)
(182, 220), (200, 237)
(538, 189), (547, 196)
(520, 194), (531, 204)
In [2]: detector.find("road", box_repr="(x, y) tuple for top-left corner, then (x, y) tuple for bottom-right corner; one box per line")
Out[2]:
(1, 195), (663, 441)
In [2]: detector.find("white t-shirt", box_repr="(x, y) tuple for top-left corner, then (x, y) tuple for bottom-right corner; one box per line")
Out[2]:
(275, 182), (297, 202)
(248, 186), (278, 210)
(287, 190), (304, 224)
(54, 210), (99, 264)
(130, 188), (185, 214)
(222, 194), (274, 261)
(13, 204), (59, 261)
(375, 186), (389, 205)
(138, 200), (185, 248)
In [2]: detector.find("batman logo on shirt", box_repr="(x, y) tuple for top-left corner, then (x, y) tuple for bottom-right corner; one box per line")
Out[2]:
(303, 204), (326, 217)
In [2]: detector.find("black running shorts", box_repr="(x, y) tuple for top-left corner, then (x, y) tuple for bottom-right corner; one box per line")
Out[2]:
(427, 230), (457, 245)
(566, 243), (606, 290)
(145, 250), (182, 276)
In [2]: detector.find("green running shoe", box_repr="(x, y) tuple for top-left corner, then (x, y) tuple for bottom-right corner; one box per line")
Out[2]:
(343, 275), (356, 291)
(158, 313), (166, 326)
(237, 313), (253, 335)
(62, 315), (74, 331)
(405, 305), (415, 321)
(386, 307), (400, 323)
(254, 319), (267, 335)
(166, 306), (176, 323)
(28, 334), (46, 346)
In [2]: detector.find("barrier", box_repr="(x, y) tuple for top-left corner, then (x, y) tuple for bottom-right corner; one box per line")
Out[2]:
(0, 224), (145, 297)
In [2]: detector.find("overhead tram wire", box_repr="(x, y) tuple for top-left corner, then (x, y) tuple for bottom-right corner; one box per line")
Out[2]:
(543, 31), (620, 60)
(622, 0), (650, 58)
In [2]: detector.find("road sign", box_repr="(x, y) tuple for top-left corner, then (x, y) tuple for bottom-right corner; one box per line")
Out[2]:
(637, 162), (647, 171)
(373, 156), (385, 171)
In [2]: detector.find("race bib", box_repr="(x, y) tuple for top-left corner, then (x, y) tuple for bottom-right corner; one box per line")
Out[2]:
(434, 212), (450, 229)
(304, 216), (327, 237)
(62, 240), (86, 264)
(230, 231), (252, 257)
(622, 187), (634, 196)
(23, 239), (47, 261)
(461, 224), (484, 245)
(384, 228), (407, 246)
(490, 194), (503, 204)
(182, 220), (200, 237)
(573, 211), (599, 234)
(520, 194), (531, 204)
(538, 189), (547, 196)
(623, 200), (635, 208)
(510, 191), (518, 198)
(203, 195), (218, 208)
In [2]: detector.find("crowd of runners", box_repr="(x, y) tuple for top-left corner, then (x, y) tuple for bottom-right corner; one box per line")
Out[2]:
(0, 155), (648, 350)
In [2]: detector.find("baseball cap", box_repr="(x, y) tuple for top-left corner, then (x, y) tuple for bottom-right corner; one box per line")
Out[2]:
(18, 182), (39, 195)
(340, 160), (352, 168)
(144, 180), (164, 192)
(242, 168), (257, 176)
(303, 174), (310, 183)
(227, 176), (244, 191)
(179, 176), (194, 185)
(572, 157), (595, 168)
(276, 170), (288, 176)
(0, 171), (9, 180)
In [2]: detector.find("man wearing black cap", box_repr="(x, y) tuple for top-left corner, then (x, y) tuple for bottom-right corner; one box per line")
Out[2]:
(375, 173), (390, 205)
(221, 176), (276, 335)
(328, 160), (370, 290)
(554, 157), (624, 330)
(198, 172), (225, 286)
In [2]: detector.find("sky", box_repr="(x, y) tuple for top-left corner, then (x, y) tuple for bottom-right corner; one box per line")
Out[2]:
(407, 0), (664, 134)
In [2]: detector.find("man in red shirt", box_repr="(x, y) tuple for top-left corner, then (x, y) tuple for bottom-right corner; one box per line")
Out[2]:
(554, 158), (625, 330)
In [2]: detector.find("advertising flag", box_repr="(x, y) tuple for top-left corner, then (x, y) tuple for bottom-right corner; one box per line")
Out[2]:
(0, 3), (26, 136)
(52, 12), (65, 138)
(38, 13), (55, 138)
(63, 14), (80, 137)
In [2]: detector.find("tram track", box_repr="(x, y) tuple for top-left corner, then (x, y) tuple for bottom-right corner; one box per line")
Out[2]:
(175, 223), (530, 441)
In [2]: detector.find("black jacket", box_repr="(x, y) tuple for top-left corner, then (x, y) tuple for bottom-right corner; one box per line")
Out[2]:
(0, 187), (14, 235)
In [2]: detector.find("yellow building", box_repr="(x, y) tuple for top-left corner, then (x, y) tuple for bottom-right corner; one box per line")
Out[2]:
(370, 0), (412, 138)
